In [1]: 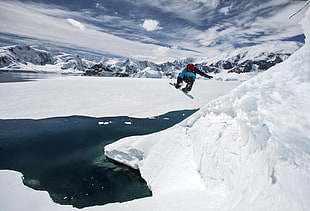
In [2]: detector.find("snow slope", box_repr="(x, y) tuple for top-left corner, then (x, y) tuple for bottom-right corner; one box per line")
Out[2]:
(104, 6), (310, 210)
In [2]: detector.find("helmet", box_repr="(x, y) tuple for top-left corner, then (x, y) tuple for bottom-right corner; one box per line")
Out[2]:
(188, 63), (195, 70)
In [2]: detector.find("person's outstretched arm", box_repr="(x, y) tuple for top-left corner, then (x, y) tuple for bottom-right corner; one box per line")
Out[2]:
(194, 68), (213, 79)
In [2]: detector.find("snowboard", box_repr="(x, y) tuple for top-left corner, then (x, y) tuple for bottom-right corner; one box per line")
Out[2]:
(169, 82), (194, 99)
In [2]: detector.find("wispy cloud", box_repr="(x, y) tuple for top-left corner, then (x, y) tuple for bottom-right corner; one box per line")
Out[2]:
(67, 18), (86, 31)
(194, 0), (306, 52)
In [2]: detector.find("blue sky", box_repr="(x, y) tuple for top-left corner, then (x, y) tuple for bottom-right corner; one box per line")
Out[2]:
(0, 0), (307, 62)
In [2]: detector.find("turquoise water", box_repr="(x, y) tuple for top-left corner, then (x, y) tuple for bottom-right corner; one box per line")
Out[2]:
(0, 110), (196, 208)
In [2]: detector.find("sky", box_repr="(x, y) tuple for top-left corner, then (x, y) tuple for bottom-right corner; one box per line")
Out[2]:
(0, 0), (307, 62)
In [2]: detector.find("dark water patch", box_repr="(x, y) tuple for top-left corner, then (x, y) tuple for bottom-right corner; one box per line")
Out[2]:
(0, 71), (36, 83)
(0, 109), (197, 208)
(0, 71), (68, 83)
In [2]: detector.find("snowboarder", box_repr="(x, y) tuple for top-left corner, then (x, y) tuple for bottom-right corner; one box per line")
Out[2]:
(173, 63), (213, 93)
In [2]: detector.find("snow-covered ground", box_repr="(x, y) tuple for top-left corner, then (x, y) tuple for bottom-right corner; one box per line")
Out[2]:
(1, 5), (309, 211)
(0, 77), (239, 120)
(0, 75), (239, 211)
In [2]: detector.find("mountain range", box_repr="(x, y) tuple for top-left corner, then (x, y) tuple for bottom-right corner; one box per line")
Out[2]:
(0, 44), (299, 80)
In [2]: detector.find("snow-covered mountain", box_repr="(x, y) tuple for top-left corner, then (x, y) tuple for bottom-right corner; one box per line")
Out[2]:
(0, 46), (90, 73)
(85, 51), (293, 78)
(0, 44), (299, 80)
(0, 46), (55, 67)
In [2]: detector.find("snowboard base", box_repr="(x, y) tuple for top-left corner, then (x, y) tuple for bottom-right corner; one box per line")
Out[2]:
(169, 82), (194, 99)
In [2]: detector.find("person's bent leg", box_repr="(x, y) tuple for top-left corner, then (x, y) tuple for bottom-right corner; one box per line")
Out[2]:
(175, 76), (183, 89)
(182, 79), (194, 93)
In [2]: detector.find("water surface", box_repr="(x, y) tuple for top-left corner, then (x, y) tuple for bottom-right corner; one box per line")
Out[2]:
(0, 110), (197, 208)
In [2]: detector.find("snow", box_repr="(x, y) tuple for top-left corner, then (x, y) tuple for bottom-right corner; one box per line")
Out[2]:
(0, 170), (75, 211)
(0, 77), (239, 120)
(1, 5), (310, 211)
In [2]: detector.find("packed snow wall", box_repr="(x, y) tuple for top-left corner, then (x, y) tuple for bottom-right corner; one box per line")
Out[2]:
(105, 7), (310, 210)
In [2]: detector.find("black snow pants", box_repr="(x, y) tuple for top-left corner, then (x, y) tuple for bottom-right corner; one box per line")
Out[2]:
(176, 76), (194, 92)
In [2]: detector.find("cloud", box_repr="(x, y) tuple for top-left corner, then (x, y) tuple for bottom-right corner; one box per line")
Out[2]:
(152, 46), (170, 55)
(141, 19), (162, 31)
(194, 0), (221, 9)
(66, 18), (86, 31)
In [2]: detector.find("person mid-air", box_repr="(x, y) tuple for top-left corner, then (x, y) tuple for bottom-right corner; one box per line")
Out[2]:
(173, 63), (213, 93)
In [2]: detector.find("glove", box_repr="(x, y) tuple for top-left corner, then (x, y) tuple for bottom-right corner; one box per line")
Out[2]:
(208, 75), (213, 79)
